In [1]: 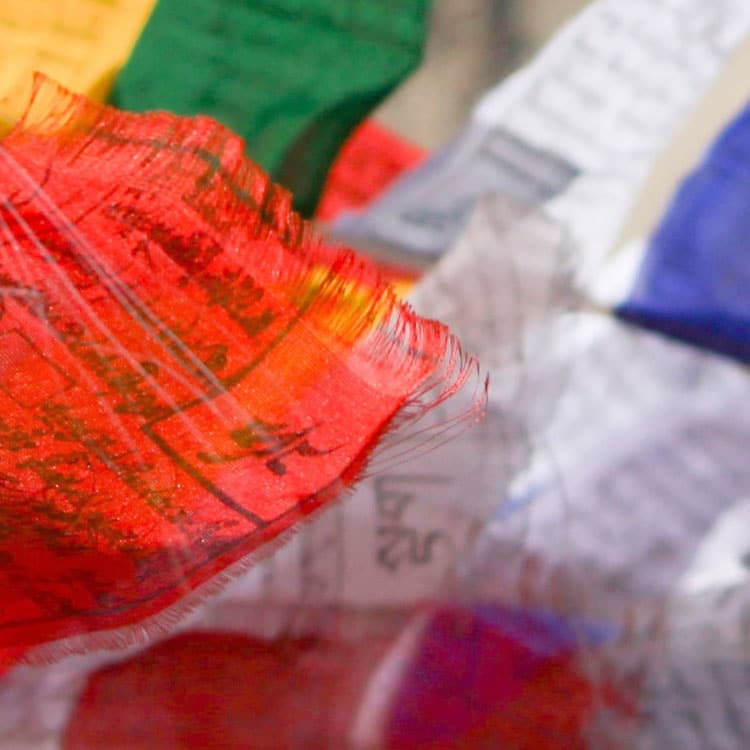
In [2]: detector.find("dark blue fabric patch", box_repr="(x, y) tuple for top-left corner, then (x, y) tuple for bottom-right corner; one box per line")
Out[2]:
(617, 102), (750, 362)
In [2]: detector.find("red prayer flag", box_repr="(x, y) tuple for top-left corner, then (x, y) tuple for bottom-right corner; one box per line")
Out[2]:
(315, 119), (427, 224)
(64, 632), (387, 749)
(0, 76), (480, 665)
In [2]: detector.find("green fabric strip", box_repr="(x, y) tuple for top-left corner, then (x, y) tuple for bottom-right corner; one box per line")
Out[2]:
(111, 0), (430, 215)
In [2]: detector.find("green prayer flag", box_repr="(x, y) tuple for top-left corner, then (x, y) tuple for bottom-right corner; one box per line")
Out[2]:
(111, 0), (430, 215)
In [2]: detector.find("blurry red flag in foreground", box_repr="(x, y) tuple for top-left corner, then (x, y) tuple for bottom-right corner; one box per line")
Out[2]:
(0, 76), (479, 665)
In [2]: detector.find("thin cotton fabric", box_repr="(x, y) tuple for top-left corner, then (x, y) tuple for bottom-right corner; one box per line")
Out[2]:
(0, 76), (476, 665)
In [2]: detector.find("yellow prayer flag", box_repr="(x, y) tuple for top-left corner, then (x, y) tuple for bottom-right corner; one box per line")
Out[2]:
(0, 0), (155, 129)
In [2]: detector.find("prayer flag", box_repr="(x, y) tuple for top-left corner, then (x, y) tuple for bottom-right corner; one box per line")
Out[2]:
(0, 76), (477, 664)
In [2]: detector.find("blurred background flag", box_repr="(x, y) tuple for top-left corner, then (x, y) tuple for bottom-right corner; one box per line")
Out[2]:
(0, 0), (156, 127)
(111, 0), (431, 216)
(333, 0), (750, 287)
(617, 99), (750, 362)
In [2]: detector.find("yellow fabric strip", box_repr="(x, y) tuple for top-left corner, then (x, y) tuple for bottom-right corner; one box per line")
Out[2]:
(0, 0), (156, 130)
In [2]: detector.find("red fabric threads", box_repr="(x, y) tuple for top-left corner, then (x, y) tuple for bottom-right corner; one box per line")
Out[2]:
(0, 77), (480, 663)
